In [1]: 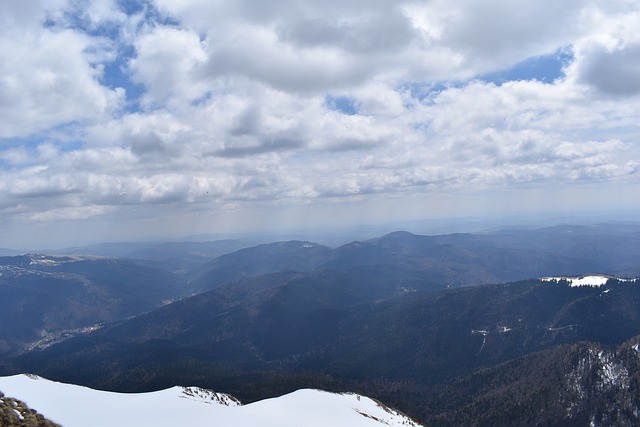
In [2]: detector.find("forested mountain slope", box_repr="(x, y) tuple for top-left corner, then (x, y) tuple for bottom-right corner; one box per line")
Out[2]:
(8, 276), (640, 423)
(187, 226), (640, 294)
(424, 337), (640, 426)
(0, 254), (181, 355)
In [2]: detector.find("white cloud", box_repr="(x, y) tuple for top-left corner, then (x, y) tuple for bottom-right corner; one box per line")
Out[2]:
(573, 37), (640, 97)
(130, 26), (208, 107)
(77, 0), (129, 29)
(1, 0), (640, 248)
(563, 4), (640, 96)
(25, 204), (112, 222)
(0, 2), (124, 139)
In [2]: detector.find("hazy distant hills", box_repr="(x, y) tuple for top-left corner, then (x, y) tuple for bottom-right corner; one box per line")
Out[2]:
(320, 230), (600, 287)
(3, 224), (640, 424)
(35, 223), (640, 294)
(54, 240), (250, 274)
(187, 241), (333, 294)
(0, 254), (181, 355)
(187, 225), (640, 295)
(487, 224), (640, 276)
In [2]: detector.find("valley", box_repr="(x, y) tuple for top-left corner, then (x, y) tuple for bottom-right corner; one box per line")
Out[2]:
(1, 223), (640, 425)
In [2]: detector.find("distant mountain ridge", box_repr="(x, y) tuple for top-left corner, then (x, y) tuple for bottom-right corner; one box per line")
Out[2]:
(187, 226), (640, 295)
(0, 254), (181, 355)
(51, 240), (251, 273)
(187, 240), (333, 293)
(3, 224), (640, 424)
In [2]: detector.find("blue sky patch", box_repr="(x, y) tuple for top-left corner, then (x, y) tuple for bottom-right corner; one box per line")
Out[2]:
(325, 96), (357, 115)
(100, 50), (145, 113)
(1, 130), (85, 153)
(117, 0), (147, 15)
(400, 48), (574, 103)
(191, 91), (213, 107)
(0, 136), (84, 169)
(400, 81), (468, 105)
(480, 48), (574, 85)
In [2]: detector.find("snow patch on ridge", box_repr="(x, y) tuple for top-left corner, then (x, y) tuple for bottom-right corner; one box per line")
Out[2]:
(541, 275), (630, 287)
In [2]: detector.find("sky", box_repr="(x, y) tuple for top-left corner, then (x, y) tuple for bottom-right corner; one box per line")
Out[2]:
(1, 0), (640, 249)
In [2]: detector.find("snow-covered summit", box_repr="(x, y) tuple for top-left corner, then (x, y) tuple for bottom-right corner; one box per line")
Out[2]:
(0, 374), (422, 427)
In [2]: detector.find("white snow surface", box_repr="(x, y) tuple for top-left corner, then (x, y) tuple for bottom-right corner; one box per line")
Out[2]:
(0, 374), (422, 427)
(541, 275), (612, 287)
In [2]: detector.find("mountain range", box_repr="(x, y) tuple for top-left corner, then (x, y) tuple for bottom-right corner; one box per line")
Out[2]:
(0, 254), (180, 355)
(2, 223), (640, 425)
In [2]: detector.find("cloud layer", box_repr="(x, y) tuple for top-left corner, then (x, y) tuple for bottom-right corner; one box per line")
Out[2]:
(1, 0), (639, 247)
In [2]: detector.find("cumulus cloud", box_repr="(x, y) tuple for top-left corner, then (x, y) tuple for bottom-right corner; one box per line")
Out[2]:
(129, 25), (208, 107)
(564, 4), (640, 96)
(575, 42), (640, 96)
(1, 0), (640, 247)
(0, 1), (123, 139)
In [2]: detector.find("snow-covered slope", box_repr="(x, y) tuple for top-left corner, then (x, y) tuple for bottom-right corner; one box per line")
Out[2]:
(0, 374), (422, 427)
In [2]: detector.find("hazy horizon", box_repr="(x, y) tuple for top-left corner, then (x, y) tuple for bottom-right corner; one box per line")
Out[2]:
(2, 1), (639, 250)
(2, 210), (639, 253)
